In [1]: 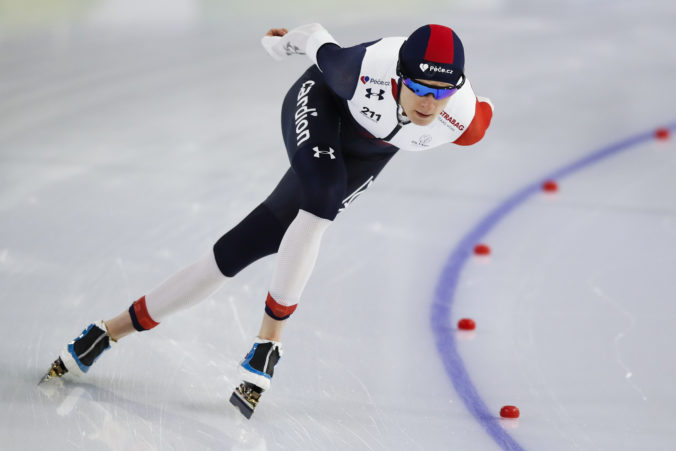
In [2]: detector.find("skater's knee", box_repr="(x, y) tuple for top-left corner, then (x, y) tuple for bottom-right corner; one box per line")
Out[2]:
(213, 204), (286, 277)
(295, 165), (346, 220)
(300, 182), (345, 220)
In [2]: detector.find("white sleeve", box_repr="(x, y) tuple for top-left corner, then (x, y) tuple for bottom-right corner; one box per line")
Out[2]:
(261, 23), (338, 66)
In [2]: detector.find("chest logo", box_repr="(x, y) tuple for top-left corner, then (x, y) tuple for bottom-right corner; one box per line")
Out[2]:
(411, 134), (433, 147)
(360, 76), (390, 86)
(365, 88), (385, 100)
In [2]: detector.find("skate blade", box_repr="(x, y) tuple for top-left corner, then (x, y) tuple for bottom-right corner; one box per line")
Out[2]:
(229, 390), (255, 419)
(38, 358), (68, 385)
(229, 383), (263, 419)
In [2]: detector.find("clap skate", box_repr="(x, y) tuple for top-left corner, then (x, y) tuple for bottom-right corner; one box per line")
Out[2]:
(39, 320), (113, 384)
(230, 338), (283, 418)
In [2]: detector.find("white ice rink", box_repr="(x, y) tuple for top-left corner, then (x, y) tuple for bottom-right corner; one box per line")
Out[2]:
(2, 1), (676, 449)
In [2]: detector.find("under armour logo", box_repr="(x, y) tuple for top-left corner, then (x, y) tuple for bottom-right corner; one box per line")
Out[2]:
(284, 42), (304, 56)
(313, 146), (336, 159)
(365, 88), (385, 100)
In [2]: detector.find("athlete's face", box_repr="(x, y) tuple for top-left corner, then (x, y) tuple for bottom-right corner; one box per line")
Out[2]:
(399, 79), (453, 126)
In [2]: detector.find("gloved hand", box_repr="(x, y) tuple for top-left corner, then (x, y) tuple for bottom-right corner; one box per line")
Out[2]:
(260, 23), (335, 63)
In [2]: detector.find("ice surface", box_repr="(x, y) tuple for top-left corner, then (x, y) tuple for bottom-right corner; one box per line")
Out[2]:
(1, 1), (676, 449)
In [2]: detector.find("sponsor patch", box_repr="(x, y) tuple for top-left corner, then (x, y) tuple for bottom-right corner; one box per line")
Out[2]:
(438, 110), (465, 130)
(360, 75), (391, 86)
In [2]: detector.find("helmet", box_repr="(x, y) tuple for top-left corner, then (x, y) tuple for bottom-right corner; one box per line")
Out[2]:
(397, 24), (465, 87)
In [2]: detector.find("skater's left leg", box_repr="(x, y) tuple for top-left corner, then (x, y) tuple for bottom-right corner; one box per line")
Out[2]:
(232, 155), (384, 413)
(254, 154), (400, 342)
(252, 65), (345, 338)
(234, 74), (345, 408)
(230, 154), (396, 416)
(258, 313), (286, 342)
(256, 208), (333, 341)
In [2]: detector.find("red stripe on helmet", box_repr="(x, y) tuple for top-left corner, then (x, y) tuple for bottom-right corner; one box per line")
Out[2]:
(424, 25), (454, 64)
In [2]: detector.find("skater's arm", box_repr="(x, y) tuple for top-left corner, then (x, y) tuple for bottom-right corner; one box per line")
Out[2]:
(261, 24), (366, 100)
(315, 42), (371, 100)
(261, 23), (337, 66)
(453, 96), (494, 146)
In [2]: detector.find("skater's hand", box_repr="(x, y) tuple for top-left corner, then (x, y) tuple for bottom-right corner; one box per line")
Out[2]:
(265, 28), (288, 37)
(261, 24), (331, 62)
(261, 27), (294, 61)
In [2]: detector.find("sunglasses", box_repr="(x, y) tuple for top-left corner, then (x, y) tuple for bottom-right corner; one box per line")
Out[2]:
(402, 76), (464, 100)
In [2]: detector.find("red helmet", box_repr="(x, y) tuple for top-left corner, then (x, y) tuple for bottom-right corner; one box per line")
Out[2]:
(398, 24), (465, 87)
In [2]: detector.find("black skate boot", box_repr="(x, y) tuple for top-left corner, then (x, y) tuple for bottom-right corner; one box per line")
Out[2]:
(39, 320), (113, 384)
(229, 338), (283, 419)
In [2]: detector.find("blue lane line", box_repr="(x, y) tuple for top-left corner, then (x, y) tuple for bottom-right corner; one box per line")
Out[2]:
(431, 122), (675, 451)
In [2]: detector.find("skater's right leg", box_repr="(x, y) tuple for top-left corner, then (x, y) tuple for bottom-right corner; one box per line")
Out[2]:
(103, 197), (294, 343)
(43, 201), (293, 381)
(104, 198), (295, 342)
(104, 310), (136, 342)
(41, 251), (228, 382)
(104, 250), (228, 340)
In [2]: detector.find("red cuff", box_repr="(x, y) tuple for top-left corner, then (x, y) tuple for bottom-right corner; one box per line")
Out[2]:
(265, 293), (297, 320)
(131, 296), (159, 330)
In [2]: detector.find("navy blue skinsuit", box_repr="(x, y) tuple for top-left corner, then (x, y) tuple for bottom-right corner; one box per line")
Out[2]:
(213, 42), (399, 277)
